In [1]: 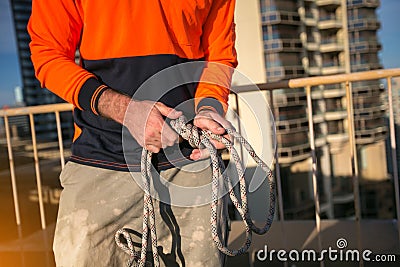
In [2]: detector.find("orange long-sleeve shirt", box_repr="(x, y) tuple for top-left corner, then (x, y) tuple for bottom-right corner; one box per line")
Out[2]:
(28, 0), (237, 171)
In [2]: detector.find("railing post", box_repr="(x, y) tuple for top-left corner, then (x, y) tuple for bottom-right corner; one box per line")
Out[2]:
(234, 93), (245, 163)
(345, 81), (363, 267)
(306, 85), (324, 267)
(3, 115), (21, 226)
(55, 111), (65, 169)
(29, 113), (47, 229)
(386, 77), (400, 243)
(269, 91), (288, 267)
(269, 91), (285, 222)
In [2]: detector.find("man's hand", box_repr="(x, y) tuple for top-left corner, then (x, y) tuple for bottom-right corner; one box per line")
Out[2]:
(126, 100), (182, 153)
(98, 89), (181, 153)
(191, 109), (233, 160)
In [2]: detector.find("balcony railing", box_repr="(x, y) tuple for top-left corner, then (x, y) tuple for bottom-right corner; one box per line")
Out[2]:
(263, 39), (302, 52)
(348, 0), (380, 7)
(348, 18), (381, 31)
(316, 0), (341, 6)
(261, 10), (301, 25)
(1, 68), (400, 266)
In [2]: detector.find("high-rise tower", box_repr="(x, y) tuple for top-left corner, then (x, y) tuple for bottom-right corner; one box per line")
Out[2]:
(257, 0), (387, 219)
(10, 0), (73, 140)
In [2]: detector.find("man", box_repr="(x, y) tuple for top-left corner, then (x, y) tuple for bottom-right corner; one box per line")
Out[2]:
(28, 0), (237, 266)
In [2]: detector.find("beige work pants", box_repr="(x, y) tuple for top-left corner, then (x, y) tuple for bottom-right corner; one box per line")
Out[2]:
(53, 160), (228, 267)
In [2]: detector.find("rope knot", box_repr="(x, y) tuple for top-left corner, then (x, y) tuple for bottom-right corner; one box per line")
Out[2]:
(169, 116), (202, 148)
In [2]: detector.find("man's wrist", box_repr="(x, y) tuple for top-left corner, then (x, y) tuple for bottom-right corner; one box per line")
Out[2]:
(97, 89), (131, 124)
(196, 97), (225, 116)
(197, 105), (218, 114)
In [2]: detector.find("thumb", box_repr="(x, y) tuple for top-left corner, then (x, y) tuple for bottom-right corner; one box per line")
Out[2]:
(190, 148), (210, 161)
(155, 102), (182, 119)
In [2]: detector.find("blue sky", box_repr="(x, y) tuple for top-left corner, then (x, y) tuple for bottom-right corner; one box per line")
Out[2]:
(0, 0), (21, 107)
(0, 0), (399, 107)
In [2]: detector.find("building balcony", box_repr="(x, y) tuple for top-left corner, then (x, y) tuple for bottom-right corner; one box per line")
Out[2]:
(354, 104), (386, 120)
(326, 132), (349, 144)
(351, 62), (383, 72)
(277, 131), (309, 147)
(304, 39), (319, 51)
(318, 16), (343, 30)
(323, 85), (346, 98)
(267, 65), (305, 81)
(324, 110), (347, 121)
(308, 65), (321, 75)
(355, 126), (387, 144)
(303, 17), (318, 27)
(2, 68), (400, 266)
(315, 0), (341, 7)
(348, 18), (381, 31)
(354, 94), (385, 109)
(348, 0), (380, 8)
(321, 63), (346, 75)
(273, 91), (307, 107)
(263, 39), (302, 52)
(350, 40), (382, 53)
(315, 134), (327, 148)
(261, 10), (301, 25)
(303, 13), (318, 26)
(320, 39), (344, 53)
(276, 117), (309, 133)
(277, 143), (311, 164)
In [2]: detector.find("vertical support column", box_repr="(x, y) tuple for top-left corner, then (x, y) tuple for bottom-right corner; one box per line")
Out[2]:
(306, 85), (324, 267)
(269, 91), (284, 222)
(269, 91), (288, 267)
(29, 113), (47, 229)
(345, 81), (363, 267)
(341, 0), (351, 74)
(234, 93), (244, 162)
(231, 93), (245, 223)
(387, 77), (400, 243)
(4, 115), (21, 225)
(55, 111), (65, 169)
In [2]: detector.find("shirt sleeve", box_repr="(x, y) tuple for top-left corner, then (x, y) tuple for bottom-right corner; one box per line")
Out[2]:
(28, 0), (106, 113)
(195, 0), (238, 115)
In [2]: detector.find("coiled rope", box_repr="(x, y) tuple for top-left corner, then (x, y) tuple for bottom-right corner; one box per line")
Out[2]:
(115, 116), (276, 267)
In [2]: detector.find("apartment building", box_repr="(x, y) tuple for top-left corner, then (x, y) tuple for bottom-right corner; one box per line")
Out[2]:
(257, 0), (390, 219)
(10, 0), (74, 141)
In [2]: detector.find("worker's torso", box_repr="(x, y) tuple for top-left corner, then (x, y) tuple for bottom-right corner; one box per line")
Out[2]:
(71, 0), (216, 171)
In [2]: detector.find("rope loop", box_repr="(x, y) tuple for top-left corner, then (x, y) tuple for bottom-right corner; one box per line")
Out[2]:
(115, 228), (140, 267)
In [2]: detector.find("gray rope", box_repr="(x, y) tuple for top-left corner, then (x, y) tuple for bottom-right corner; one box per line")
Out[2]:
(115, 115), (276, 266)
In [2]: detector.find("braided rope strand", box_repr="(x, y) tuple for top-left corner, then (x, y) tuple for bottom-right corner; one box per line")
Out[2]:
(115, 228), (140, 267)
(115, 115), (276, 266)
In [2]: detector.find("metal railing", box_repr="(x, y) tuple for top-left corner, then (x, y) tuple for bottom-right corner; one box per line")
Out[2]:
(0, 103), (73, 230)
(1, 68), (400, 266)
(230, 68), (400, 266)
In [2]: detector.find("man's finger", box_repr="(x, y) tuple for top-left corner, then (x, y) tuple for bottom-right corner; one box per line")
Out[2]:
(161, 124), (180, 147)
(155, 102), (182, 119)
(145, 137), (162, 147)
(145, 144), (160, 153)
(190, 148), (210, 161)
(194, 116), (225, 135)
(207, 111), (233, 129)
